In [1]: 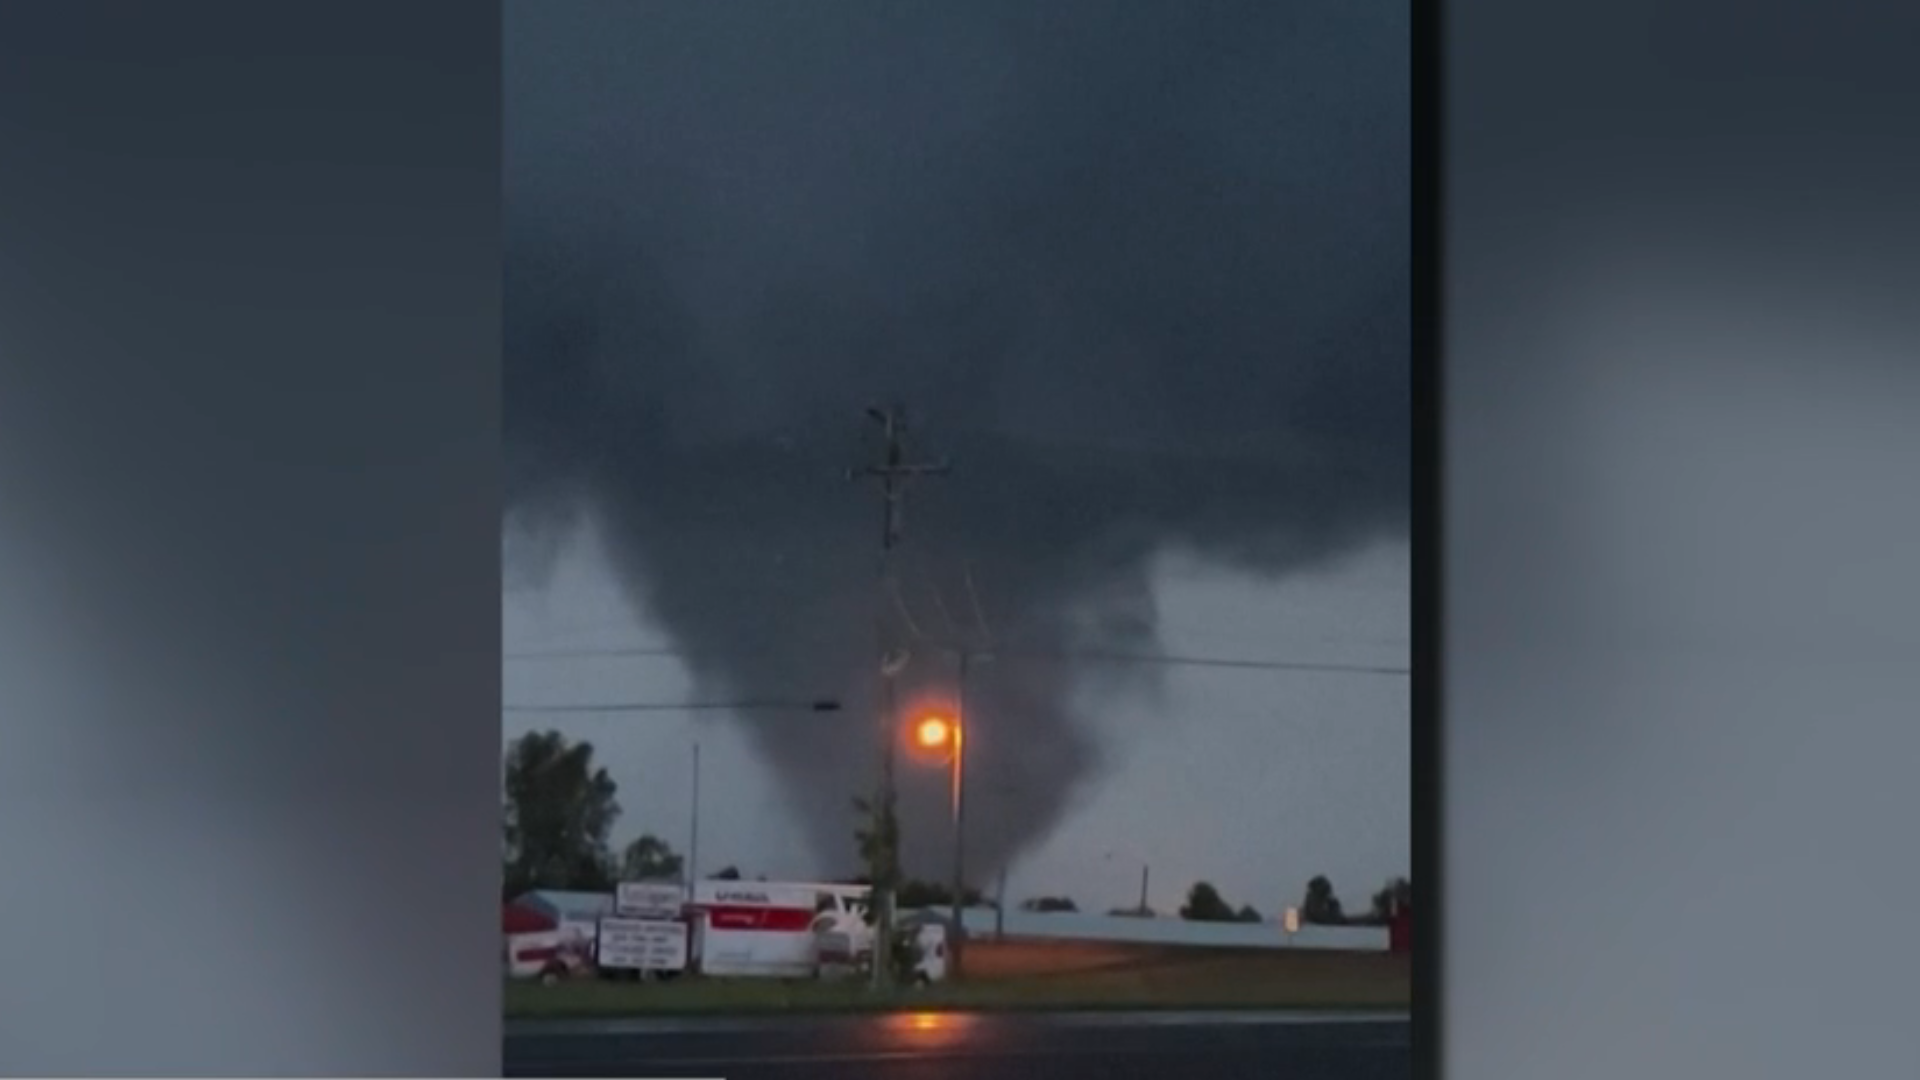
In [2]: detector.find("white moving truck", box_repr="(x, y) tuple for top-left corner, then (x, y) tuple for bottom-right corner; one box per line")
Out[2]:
(686, 881), (820, 978)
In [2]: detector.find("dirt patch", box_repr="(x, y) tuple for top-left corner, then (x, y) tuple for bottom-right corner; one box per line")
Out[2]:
(965, 938), (1390, 979)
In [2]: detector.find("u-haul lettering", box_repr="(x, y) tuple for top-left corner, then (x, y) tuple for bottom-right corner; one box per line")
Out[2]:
(691, 881), (813, 910)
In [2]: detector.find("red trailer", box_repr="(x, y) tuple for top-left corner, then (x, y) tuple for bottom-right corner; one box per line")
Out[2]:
(1388, 906), (1412, 954)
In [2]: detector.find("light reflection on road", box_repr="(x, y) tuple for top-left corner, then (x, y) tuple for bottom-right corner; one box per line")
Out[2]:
(882, 1010), (981, 1047)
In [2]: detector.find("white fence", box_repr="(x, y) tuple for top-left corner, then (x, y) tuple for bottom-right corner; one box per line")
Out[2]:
(913, 906), (1390, 951)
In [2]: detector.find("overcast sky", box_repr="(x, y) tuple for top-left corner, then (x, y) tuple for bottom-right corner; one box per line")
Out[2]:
(503, 0), (1409, 916)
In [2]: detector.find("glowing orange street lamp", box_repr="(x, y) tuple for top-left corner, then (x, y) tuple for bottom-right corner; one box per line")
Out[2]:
(915, 715), (955, 750)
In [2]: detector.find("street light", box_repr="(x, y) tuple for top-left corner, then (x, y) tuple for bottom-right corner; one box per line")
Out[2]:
(915, 715), (954, 751)
(908, 707), (967, 976)
(909, 713), (963, 823)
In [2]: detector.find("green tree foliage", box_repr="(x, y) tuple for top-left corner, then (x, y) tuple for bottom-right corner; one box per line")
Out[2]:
(1302, 875), (1348, 925)
(1019, 895), (1078, 913)
(1235, 903), (1264, 923)
(708, 865), (743, 880)
(619, 833), (684, 882)
(502, 730), (620, 897)
(851, 794), (900, 925)
(1179, 881), (1239, 922)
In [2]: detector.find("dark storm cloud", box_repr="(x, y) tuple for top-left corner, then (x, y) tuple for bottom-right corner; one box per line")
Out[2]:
(504, 0), (1409, 876)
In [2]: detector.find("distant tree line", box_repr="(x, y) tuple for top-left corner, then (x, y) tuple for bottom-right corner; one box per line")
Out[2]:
(981, 875), (1415, 926)
(1177, 881), (1264, 923)
(1364, 876), (1413, 924)
(1292, 874), (1414, 926)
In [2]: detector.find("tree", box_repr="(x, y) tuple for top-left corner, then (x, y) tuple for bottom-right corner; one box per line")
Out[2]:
(1236, 903), (1264, 923)
(1368, 877), (1413, 923)
(1179, 881), (1238, 922)
(708, 865), (743, 880)
(1019, 896), (1078, 913)
(502, 730), (620, 897)
(851, 795), (901, 926)
(619, 833), (684, 882)
(1108, 905), (1157, 918)
(897, 878), (986, 909)
(1302, 875), (1347, 925)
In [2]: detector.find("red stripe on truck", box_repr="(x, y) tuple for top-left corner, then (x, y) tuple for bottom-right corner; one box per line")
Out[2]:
(702, 905), (816, 932)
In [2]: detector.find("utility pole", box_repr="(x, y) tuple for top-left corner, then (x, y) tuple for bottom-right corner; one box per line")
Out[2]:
(943, 563), (993, 974)
(947, 648), (970, 978)
(851, 404), (948, 991)
(995, 865), (1007, 939)
(941, 643), (994, 976)
(1106, 850), (1150, 915)
(687, 740), (701, 884)
(678, 702), (837, 888)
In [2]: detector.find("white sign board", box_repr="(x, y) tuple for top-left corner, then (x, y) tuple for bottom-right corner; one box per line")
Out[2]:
(616, 881), (687, 920)
(559, 918), (600, 947)
(597, 917), (689, 972)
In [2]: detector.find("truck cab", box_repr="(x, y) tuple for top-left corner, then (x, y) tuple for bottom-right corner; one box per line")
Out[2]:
(808, 886), (874, 973)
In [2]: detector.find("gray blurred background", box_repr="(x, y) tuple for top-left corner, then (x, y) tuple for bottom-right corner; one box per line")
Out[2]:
(1448, 0), (1920, 1074)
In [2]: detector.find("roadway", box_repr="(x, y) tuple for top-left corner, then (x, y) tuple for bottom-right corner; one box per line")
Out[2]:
(504, 1009), (1411, 1079)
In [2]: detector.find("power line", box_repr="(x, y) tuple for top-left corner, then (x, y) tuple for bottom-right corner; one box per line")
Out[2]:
(504, 644), (681, 660)
(503, 642), (1407, 675)
(1012, 648), (1410, 676)
(502, 699), (842, 715)
(503, 702), (726, 714)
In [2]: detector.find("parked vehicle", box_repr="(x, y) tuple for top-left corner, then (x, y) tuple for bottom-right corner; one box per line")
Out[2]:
(685, 881), (821, 978)
(894, 913), (950, 986)
(807, 884), (875, 973)
(504, 927), (595, 985)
